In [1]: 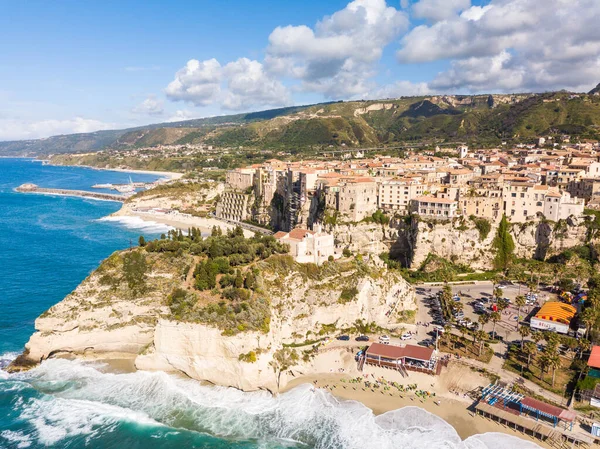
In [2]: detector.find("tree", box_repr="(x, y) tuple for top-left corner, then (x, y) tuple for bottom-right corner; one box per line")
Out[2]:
(523, 341), (537, 368)
(492, 215), (515, 271)
(138, 235), (146, 247)
(497, 298), (509, 312)
(519, 325), (531, 350)
(269, 348), (299, 392)
(475, 329), (487, 356)
(581, 307), (598, 338)
(489, 311), (501, 339)
(244, 271), (256, 290)
(515, 295), (526, 330)
(478, 313), (489, 331)
(578, 338), (591, 359)
(122, 250), (148, 295)
(234, 270), (244, 288)
(548, 354), (561, 387)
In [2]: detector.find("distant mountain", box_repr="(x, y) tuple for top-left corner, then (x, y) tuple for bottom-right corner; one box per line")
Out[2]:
(589, 83), (600, 95)
(2, 89), (600, 156)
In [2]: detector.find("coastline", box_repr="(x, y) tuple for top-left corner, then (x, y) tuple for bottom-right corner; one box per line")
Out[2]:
(42, 158), (184, 180)
(282, 374), (550, 448)
(111, 204), (256, 237)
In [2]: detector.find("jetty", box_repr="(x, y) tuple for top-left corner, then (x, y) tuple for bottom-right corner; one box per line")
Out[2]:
(16, 184), (126, 202)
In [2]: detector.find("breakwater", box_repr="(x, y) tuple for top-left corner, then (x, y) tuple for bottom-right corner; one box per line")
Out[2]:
(15, 183), (125, 202)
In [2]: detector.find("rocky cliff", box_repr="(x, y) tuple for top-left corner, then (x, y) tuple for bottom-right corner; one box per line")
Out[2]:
(14, 249), (415, 392)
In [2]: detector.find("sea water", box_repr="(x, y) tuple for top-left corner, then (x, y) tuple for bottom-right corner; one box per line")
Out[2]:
(0, 158), (539, 448)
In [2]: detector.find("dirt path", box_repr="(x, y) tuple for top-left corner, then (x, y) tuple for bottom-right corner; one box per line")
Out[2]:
(185, 256), (200, 290)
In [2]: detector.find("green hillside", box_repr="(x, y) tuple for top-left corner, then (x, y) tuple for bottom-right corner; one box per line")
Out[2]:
(3, 90), (600, 157)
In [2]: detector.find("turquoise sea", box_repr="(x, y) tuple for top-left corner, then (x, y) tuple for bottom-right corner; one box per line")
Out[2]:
(0, 158), (539, 449)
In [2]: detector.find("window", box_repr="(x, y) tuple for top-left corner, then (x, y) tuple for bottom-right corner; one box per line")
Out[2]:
(511, 193), (517, 197)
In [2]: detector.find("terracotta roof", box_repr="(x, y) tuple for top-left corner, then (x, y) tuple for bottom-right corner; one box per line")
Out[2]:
(366, 342), (434, 362)
(288, 228), (315, 240)
(534, 302), (576, 325)
(414, 196), (457, 204)
(273, 231), (288, 239)
(588, 346), (600, 369)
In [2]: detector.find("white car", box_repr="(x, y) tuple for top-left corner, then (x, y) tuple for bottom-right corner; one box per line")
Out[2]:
(379, 335), (390, 345)
(401, 333), (411, 340)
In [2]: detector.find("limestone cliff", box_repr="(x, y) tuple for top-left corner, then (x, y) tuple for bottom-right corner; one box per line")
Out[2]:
(14, 249), (415, 392)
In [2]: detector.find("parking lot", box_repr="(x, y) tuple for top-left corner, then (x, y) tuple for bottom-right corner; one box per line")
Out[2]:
(414, 282), (557, 345)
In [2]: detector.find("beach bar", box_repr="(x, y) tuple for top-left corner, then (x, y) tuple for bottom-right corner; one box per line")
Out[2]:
(363, 343), (437, 375)
(480, 384), (576, 430)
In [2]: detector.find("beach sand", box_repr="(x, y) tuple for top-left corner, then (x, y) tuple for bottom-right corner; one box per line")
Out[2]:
(281, 348), (554, 449)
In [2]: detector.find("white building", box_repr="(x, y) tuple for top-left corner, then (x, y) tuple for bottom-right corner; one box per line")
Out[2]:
(273, 227), (336, 265)
(410, 196), (459, 220)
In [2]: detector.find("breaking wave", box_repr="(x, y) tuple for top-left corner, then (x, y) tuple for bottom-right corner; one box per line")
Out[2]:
(0, 358), (542, 449)
(97, 215), (174, 234)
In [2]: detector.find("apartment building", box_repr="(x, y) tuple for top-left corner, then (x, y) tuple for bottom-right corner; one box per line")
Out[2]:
(225, 168), (255, 191)
(323, 177), (378, 222)
(461, 189), (503, 222)
(215, 191), (250, 222)
(378, 178), (426, 215)
(410, 196), (459, 220)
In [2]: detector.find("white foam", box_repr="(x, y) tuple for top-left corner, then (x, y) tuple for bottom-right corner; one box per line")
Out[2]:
(0, 430), (32, 448)
(97, 215), (174, 234)
(13, 359), (543, 449)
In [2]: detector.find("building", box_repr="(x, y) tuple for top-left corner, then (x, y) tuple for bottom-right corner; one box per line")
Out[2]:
(225, 168), (255, 191)
(410, 196), (459, 220)
(378, 178), (426, 214)
(364, 342), (437, 374)
(530, 302), (576, 334)
(543, 191), (585, 221)
(215, 191), (250, 222)
(324, 177), (378, 222)
(273, 227), (335, 265)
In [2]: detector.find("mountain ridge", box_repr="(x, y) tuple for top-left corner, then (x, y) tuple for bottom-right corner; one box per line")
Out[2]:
(3, 89), (600, 156)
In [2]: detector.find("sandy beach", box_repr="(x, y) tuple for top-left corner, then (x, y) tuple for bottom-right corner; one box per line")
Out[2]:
(284, 373), (551, 448)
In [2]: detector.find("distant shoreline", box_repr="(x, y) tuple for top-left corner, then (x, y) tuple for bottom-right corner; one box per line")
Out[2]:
(28, 157), (185, 180)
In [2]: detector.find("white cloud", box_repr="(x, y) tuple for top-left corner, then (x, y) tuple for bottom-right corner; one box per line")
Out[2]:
(398, 0), (600, 93)
(132, 95), (164, 116)
(412, 0), (471, 22)
(0, 117), (114, 141)
(165, 110), (199, 122)
(266, 0), (409, 98)
(165, 57), (290, 111)
(165, 58), (222, 106)
(370, 80), (433, 98)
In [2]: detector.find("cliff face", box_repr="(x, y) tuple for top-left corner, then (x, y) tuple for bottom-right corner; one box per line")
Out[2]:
(393, 216), (591, 269)
(16, 251), (415, 392)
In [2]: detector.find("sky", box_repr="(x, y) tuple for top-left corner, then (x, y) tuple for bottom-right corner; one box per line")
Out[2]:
(1, 0), (600, 141)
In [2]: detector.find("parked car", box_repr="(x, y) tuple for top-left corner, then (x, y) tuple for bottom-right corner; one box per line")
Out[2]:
(336, 335), (350, 341)
(355, 335), (370, 342)
(401, 333), (411, 341)
(419, 339), (433, 347)
(379, 335), (390, 345)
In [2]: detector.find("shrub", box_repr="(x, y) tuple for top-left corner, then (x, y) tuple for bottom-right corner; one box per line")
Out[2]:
(238, 351), (257, 363)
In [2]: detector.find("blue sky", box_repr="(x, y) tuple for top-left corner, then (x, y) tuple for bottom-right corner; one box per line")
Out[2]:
(1, 0), (599, 140)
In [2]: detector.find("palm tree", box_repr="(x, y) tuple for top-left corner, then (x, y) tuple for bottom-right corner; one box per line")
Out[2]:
(548, 354), (561, 387)
(471, 322), (479, 344)
(581, 307), (598, 339)
(519, 325), (531, 350)
(489, 311), (501, 339)
(493, 287), (503, 303)
(523, 341), (536, 369)
(578, 338), (591, 359)
(515, 295), (526, 330)
(497, 298), (509, 312)
(531, 331), (543, 346)
(476, 329), (487, 356)
(478, 313), (489, 331)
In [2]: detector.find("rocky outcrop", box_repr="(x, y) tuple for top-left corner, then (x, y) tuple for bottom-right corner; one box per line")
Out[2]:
(15, 252), (415, 392)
